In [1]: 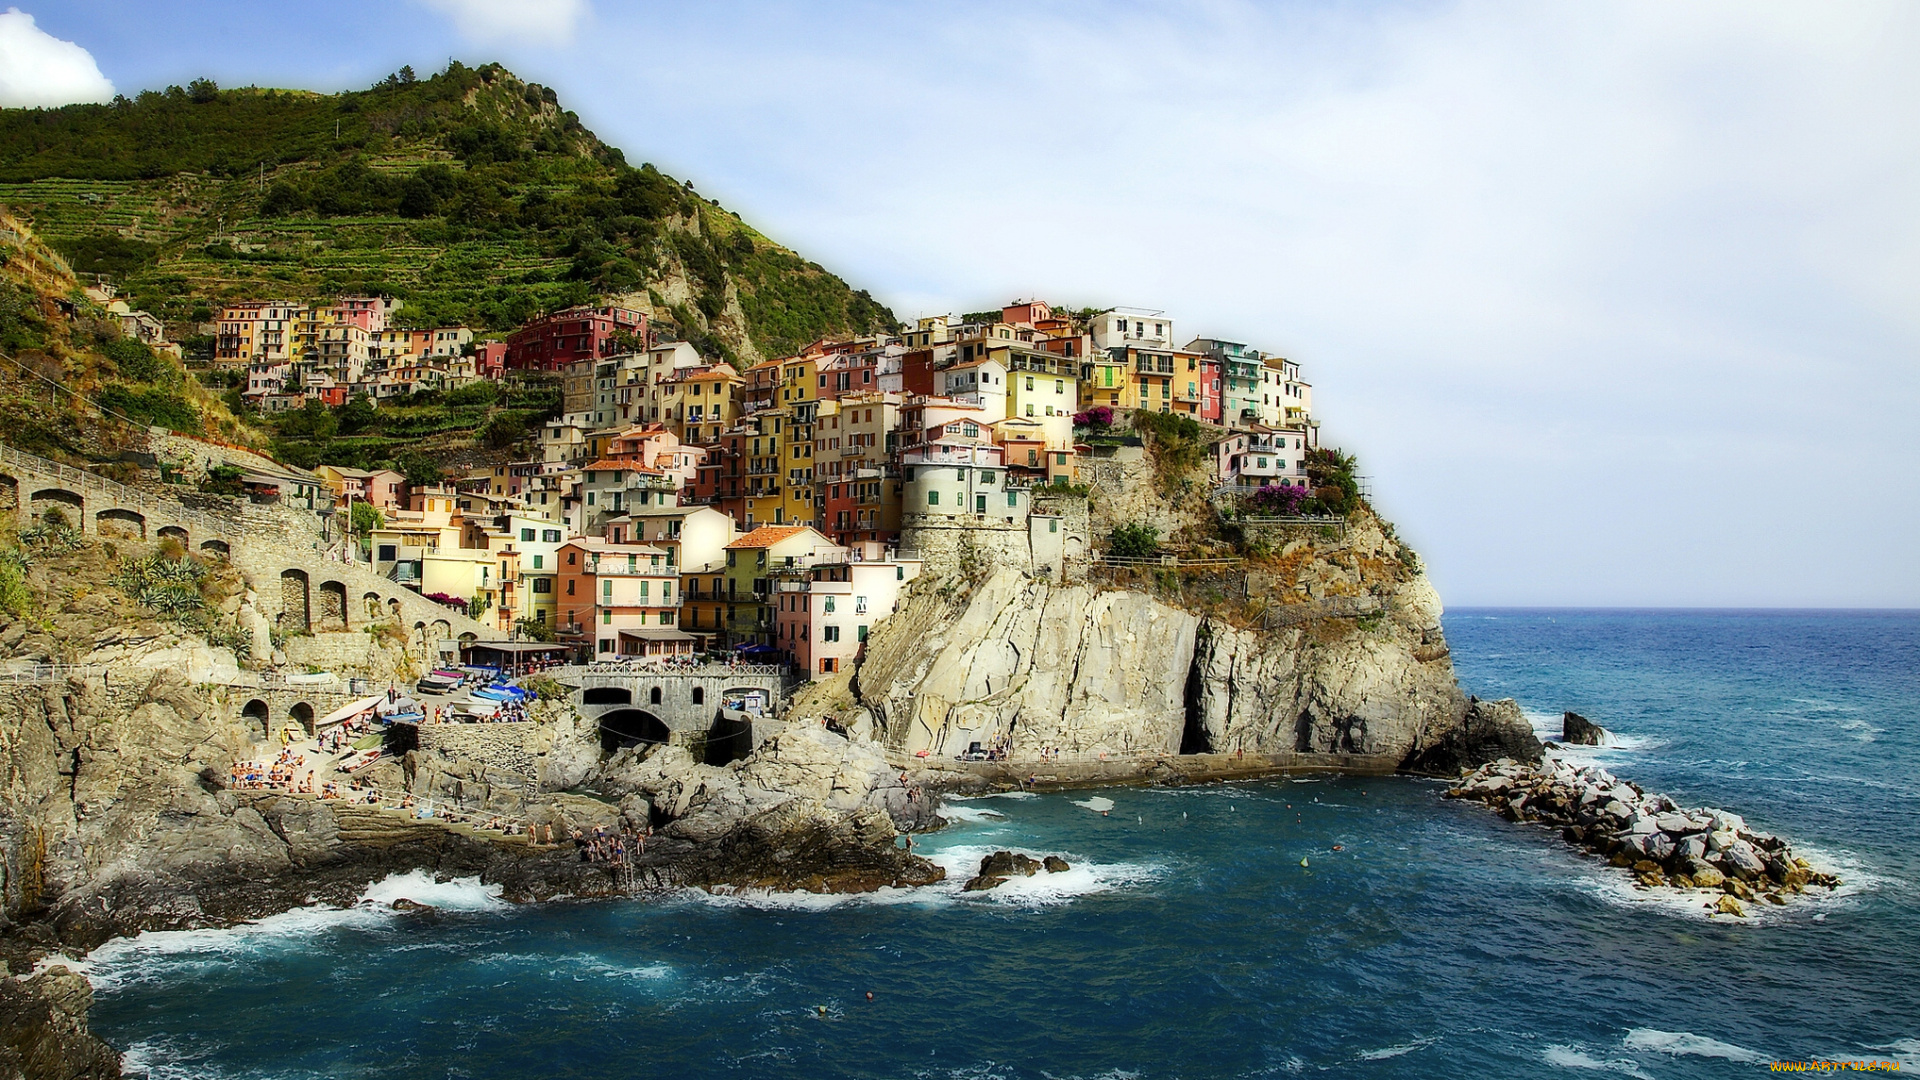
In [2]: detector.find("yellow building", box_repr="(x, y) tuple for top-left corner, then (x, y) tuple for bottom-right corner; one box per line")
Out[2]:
(778, 353), (820, 527)
(1004, 350), (1079, 449)
(1079, 351), (1135, 410)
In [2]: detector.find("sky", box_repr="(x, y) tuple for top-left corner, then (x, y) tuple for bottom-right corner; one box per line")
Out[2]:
(6, 0), (1919, 608)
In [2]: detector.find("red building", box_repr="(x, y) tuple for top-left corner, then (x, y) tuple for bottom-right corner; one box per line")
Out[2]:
(475, 342), (508, 379)
(504, 306), (647, 372)
(1200, 355), (1222, 423)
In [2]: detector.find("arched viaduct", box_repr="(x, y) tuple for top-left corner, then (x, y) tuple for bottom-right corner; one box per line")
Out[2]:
(0, 444), (493, 651)
(561, 666), (791, 761)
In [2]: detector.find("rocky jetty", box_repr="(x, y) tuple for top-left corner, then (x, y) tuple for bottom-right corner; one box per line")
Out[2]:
(1446, 755), (1838, 916)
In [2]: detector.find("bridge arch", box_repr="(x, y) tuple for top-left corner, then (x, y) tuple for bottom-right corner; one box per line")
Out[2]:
(705, 713), (755, 765)
(582, 686), (631, 706)
(96, 507), (146, 540)
(598, 708), (670, 752)
(279, 569), (310, 633)
(29, 488), (82, 527)
(316, 580), (348, 631)
(242, 698), (270, 737)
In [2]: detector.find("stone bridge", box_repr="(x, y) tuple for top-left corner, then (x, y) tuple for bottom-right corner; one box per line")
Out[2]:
(556, 664), (792, 762)
(0, 443), (493, 651)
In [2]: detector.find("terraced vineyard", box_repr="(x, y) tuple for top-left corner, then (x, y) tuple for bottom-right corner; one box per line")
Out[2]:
(0, 63), (896, 358)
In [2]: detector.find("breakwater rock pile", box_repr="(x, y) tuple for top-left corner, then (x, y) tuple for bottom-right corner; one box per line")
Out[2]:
(1445, 755), (1838, 917)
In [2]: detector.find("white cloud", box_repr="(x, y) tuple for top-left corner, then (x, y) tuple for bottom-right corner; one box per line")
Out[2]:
(416, 0), (590, 47)
(560, 0), (1920, 606)
(0, 7), (113, 108)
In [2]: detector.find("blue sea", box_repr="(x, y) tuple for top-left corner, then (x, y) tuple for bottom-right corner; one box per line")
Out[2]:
(89, 610), (1920, 1079)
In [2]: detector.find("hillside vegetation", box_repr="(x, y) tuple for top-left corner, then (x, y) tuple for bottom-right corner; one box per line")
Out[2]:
(0, 63), (896, 363)
(0, 211), (260, 469)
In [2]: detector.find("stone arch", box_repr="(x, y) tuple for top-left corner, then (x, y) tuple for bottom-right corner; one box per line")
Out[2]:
(705, 712), (755, 765)
(28, 488), (83, 528)
(723, 686), (772, 714)
(1063, 533), (1087, 562)
(648, 685), (663, 706)
(200, 539), (230, 558)
(289, 701), (315, 737)
(388, 598), (402, 622)
(458, 632), (477, 648)
(691, 686), (705, 706)
(596, 708), (670, 752)
(0, 473), (16, 511)
(430, 619), (451, 643)
(582, 686), (631, 705)
(363, 592), (384, 621)
(316, 580), (348, 631)
(95, 507), (146, 539)
(156, 525), (189, 549)
(242, 698), (270, 738)
(279, 569), (310, 633)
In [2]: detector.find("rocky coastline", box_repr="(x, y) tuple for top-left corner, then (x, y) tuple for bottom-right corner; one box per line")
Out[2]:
(1444, 753), (1839, 917)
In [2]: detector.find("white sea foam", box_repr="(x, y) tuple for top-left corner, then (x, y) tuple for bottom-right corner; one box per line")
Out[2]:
(1356, 1037), (1435, 1060)
(1072, 796), (1116, 814)
(1542, 1044), (1653, 1079)
(84, 872), (505, 989)
(929, 843), (1162, 906)
(1623, 1028), (1763, 1062)
(1876, 1038), (1920, 1069)
(937, 802), (1007, 824)
(358, 869), (506, 911)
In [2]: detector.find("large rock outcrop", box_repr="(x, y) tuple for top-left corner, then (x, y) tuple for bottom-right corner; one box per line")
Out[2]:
(851, 511), (1482, 769)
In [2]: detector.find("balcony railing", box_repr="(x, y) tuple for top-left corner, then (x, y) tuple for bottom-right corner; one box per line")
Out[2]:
(587, 560), (676, 576)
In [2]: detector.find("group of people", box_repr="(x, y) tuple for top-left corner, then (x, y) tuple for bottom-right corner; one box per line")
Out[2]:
(569, 824), (651, 864)
(230, 748), (310, 791)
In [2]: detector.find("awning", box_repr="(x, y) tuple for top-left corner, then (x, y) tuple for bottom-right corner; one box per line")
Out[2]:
(734, 643), (778, 654)
(317, 694), (383, 729)
(617, 628), (698, 642)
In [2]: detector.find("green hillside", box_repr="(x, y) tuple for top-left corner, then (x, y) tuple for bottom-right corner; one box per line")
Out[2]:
(0, 63), (896, 361)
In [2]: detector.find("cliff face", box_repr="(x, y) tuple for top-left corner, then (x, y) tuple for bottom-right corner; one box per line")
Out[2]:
(853, 510), (1483, 769)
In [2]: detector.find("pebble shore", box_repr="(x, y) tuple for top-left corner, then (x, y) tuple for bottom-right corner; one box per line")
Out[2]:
(1445, 753), (1838, 918)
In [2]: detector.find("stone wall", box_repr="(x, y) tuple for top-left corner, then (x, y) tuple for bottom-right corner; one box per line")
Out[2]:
(418, 722), (540, 777)
(899, 512), (1033, 579)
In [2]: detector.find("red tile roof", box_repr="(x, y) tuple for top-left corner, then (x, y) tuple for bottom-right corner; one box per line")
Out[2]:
(725, 525), (809, 549)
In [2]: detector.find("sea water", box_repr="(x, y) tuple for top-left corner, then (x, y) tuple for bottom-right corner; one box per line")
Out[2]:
(88, 610), (1920, 1078)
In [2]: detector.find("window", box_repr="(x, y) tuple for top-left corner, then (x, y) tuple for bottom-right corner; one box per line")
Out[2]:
(533, 578), (551, 593)
(1056, 452), (1067, 465)
(1025, 376), (1034, 391)
(601, 609), (611, 623)
(928, 490), (940, 506)
(663, 582), (672, 602)
(692, 687), (704, 705)
(824, 597), (836, 614)
(377, 545), (396, 561)
(603, 580), (613, 597)
(1007, 491), (1018, 507)
(1056, 379), (1064, 394)
(1050, 518), (1058, 533)
(976, 494), (987, 513)
(532, 555), (543, 570)
(521, 528), (535, 541)
(567, 579), (575, 595)
(823, 625), (840, 642)
(599, 638), (613, 653)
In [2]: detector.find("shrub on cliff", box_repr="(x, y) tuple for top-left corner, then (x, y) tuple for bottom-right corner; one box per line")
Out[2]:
(1108, 522), (1159, 559)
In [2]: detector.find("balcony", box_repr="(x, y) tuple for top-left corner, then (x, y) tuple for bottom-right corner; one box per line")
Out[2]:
(587, 560), (676, 576)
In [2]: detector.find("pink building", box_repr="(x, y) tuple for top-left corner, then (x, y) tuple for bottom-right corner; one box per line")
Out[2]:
(775, 547), (922, 678)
